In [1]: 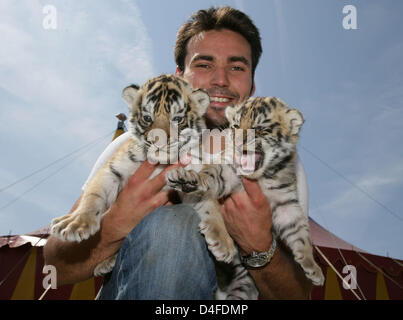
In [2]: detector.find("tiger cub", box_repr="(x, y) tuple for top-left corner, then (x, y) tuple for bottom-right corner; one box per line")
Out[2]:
(50, 74), (209, 276)
(166, 97), (325, 298)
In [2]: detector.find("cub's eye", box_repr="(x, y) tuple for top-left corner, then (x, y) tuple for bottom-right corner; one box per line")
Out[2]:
(143, 115), (152, 123)
(232, 124), (239, 129)
(173, 116), (184, 124)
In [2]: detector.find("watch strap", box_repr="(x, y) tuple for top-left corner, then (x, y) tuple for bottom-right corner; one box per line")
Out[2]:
(240, 238), (277, 268)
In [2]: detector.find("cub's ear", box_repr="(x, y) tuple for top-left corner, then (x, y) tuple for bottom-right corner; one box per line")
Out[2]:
(225, 103), (242, 122)
(225, 105), (236, 122)
(122, 84), (140, 109)
(288, 109), (304, 135)
(190, 89), (210, 116)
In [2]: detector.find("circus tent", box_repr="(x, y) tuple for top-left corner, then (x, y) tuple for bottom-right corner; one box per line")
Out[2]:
(1, 116), (402, 300)
(1, 217), (402, 300)
(0, 225), (103, 300)
(309, 219), (403, 300)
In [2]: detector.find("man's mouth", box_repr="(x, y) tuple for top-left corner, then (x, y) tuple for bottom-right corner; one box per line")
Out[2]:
(208, 88), (238, 109)
(210, 96), (231, 103)
(209, 96), (235, 109)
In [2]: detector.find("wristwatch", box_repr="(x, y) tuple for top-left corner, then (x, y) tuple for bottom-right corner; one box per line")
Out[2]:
(240, 238), (277, 269)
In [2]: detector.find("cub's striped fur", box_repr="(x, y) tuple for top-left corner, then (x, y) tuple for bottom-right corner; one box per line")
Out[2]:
(166, 97), (325, 299)
(50, 74), (209, 276)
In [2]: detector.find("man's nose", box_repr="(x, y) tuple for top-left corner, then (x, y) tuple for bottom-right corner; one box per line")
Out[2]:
(211, 67), (229, 87)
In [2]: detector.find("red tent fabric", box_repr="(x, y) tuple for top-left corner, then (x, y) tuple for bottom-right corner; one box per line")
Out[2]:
(309, 219), (403, 300)
(0, 227), (102, 300)
(1, 218), (402, 300)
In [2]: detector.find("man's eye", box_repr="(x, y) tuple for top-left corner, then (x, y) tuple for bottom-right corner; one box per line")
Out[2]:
(196, 64), (210, 69)
(143, 115), (152, 123)
(232, 66), (245, 71)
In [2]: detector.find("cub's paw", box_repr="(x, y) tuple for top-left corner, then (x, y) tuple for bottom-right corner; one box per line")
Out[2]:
(50, 211), (100, 242)
(94, 254), (117, 277)
(166, 167), (206, 193)
(199, 222), (237, 264)
(297, 255), (325, 286)
(306, 263), (325, 286)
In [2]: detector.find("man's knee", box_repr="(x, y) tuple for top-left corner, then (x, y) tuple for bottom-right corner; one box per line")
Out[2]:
(103, 204), (217, 299)
(127, 204), (201, 244)
(119, 204), (207, 259)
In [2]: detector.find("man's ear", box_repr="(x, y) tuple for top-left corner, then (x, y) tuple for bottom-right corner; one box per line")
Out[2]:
(175, 66), (183, 76)
(250, 80), (256, 97)
(122, 84), (140, 110)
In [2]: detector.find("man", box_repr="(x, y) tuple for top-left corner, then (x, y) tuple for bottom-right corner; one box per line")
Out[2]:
(44, 6), (312, 299)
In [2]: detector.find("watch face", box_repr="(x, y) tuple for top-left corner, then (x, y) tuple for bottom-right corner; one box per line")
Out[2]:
(242, 239), (276, 268)
(248, 254), (268, 268)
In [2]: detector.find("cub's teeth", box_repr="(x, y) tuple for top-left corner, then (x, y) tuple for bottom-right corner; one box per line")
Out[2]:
(211, 97), (230, 103)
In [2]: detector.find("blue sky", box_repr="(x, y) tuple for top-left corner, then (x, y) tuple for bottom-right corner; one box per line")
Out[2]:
(0, 0), (402, 260)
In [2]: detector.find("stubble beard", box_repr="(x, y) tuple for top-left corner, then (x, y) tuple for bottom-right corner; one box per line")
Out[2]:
(204, 106), (230, 129)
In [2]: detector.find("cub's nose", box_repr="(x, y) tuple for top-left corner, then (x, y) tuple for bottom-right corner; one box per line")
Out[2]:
(147, 128), (168, 149)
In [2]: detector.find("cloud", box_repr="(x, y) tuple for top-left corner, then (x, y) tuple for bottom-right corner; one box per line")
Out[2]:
(0, 1), (154, 106)
(358, 165), (403, 192)
(0, 0), (155, 234)
(310, 159), (403, 224)
(0, 0), (155, 143)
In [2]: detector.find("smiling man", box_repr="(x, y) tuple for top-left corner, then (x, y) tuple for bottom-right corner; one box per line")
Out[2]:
(44, 6), (312, 299)
(179, 29), (254, 128)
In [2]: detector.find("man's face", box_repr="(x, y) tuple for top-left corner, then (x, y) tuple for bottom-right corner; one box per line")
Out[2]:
(176, 29), (255, 127)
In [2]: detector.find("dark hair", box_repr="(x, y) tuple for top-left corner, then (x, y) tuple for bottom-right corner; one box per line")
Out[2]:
(175, 6), (262, 79)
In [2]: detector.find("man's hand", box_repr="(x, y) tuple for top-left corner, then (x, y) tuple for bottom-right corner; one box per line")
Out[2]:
(221, 177), (312, 299)
(221, 177), (273, 255)
(105, 160), (183, 242)
(44, 159), (186, 285)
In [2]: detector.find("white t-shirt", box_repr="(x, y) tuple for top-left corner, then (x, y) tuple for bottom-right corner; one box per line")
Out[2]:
(82, 131), (309, 216)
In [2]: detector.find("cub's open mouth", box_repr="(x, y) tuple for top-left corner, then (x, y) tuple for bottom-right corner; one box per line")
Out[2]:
(237, 151), (264, 173)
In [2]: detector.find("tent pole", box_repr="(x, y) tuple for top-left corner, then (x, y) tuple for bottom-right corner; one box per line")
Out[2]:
(315, 245), (362, 300)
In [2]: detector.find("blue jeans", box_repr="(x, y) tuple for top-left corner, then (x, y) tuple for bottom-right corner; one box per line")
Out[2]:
(97, 204), (217, 299)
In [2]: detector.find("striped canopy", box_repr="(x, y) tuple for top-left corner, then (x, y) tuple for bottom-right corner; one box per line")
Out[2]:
(1, 219), (402, 300)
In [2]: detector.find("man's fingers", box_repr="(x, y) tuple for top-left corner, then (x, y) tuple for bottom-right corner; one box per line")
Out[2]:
(228, 191), (249, 211)
(128, 161), (158, 187)
(152, 191), (170, 208)
(128, 155), (190, 193)
(241, 177), (266, 204)
(148, 163), (181, 193)
(223, 196), (237, 217)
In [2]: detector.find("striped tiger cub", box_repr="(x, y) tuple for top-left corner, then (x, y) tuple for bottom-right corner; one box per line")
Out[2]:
(166, 97), (325, 299)
(50, 74), (210, 276)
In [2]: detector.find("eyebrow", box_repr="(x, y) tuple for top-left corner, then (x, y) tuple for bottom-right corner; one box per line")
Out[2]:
(191, 55), (214, 63)
(191, 54), (250, 67)
(228, 56), (250, 67)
